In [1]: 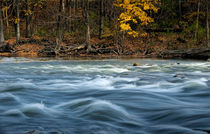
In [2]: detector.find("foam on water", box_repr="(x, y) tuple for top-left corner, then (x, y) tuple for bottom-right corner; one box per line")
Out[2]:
(25, 74), (209, 92)
(0, 57), (33, 63)
(35, 64), (130, 74)
(37, 76), (139, 91)
(182, 78), (208, 89)
(179, 62), (210, 71)
(80, 76), (115, 90)
(40, 81), (76, 90)
(78, 76), (140, 90)
(0, 57), (19, 63)
(72, 65), (129, 73)
(118, 77), (209, 93)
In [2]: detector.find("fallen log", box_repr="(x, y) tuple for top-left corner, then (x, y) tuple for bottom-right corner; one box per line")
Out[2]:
(158, 48), (210, 60)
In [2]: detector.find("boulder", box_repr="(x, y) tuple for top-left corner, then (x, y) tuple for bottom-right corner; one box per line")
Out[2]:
(133, 63), (141, 66)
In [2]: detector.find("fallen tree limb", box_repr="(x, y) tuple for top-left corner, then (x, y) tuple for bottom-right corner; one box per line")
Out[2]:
(158, 48), (210, 59)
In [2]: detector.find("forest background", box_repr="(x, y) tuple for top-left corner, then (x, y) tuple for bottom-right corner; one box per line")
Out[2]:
(0, 0), (209, 59)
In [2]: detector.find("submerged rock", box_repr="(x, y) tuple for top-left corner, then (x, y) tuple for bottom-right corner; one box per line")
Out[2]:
(133, 63), (141, 66)
(25, 130), (39, 134)
(173, 74), (179, 77)
(207, 59), (210, 61)
(173, 74), (185, 79)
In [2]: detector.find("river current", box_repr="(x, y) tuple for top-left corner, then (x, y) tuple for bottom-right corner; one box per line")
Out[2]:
(0, 57), (210, 134)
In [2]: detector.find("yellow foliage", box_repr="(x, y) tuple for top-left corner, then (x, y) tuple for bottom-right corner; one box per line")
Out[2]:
(140, 32), (148, 37)
(14, 18), (20, 24)
(115, 0), (160, 37)
(120, 23), (132, 31)
(24, 10), (32, 16)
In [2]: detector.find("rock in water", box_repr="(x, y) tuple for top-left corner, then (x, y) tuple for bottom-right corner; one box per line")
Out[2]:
(133, 63), (141, 66)
(25, 130), (37, 134)
(208, 59), (210, 62)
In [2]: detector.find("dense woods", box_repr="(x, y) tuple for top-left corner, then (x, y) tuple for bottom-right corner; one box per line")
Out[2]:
(0, 0), (209, 58)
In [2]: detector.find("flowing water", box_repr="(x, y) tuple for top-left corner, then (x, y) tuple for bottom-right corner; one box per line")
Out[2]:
(0, 57), (210, 134)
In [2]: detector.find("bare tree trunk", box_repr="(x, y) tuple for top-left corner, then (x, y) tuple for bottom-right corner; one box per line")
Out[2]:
(66, 0), (72, 33)
(2, 3), (9, 31)
(179, 0), (182, 20)
(56, 0), (65, 55)
(74, 0), (78, 15)
(0, 6), (5, 46)
(5, 7), (9, 27)
(84, 0), (91, 52)
(16, 0), (20, 42)
(82, 0), (85, 9)
(86, 20), (91, 50)
(62, 0), (65, 11)
(99, 0), (104, 39)
(26, 0), (31, 38)
(206, 0), (209, 47)
(31, 0), (38, 35)
(5, 5), (10, 35)
(76, 0), (78, 15)
(73, 0), (75, 13)
(195, 0), (200, 41)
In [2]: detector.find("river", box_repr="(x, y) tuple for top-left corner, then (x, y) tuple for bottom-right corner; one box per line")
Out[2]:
(0, 57), (210, 134)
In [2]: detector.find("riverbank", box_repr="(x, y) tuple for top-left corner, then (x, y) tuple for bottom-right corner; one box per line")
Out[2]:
(0, 35), (209, 60)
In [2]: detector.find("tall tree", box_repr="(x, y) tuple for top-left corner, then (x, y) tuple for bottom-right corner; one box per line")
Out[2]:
(83, 0), (91, 52)
(25, 0), (31, 38)
(99, 0), (104, 39)
(0, 6), (4, 46)
(16, 0), (20, 42)
(74, 0), (78, 15)
(2, 2), (9, 28)
(66, 0), (72, 32)
(55, 0), (65, 54)
(195, 0), (200, 41)
(179, 0), (182, 20)
(206, 0), (209, 47)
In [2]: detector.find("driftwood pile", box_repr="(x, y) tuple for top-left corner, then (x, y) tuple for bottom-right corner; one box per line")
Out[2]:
(0, 39), (120, 57)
